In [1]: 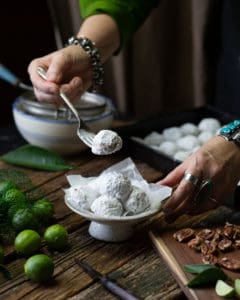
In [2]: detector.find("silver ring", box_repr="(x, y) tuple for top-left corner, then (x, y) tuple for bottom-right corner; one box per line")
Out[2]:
(183, 172), (201, 186)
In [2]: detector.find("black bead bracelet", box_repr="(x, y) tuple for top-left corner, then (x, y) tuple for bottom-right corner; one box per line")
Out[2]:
(68, 36), (104, 92)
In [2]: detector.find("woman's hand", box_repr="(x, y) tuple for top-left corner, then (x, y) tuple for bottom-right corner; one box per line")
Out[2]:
(159, 136), (240, 223)
(28, 14), (121, 106)
(28, 45), (92, 106)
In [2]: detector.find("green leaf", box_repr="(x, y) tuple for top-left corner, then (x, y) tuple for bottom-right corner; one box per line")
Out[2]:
(1, 145), (74, 171)
(0, 264), (12, 279)
(184, 264), (218, 274)
(187, 268), (228, 288)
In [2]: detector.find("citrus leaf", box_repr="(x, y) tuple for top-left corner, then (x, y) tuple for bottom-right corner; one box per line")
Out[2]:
(1, 145), (74, 171)
(187, 268), (228, 288)
(184, 264), (218, 274)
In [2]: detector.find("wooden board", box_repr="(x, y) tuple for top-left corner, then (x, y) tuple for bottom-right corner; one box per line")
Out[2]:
(149, 217), (240, 300)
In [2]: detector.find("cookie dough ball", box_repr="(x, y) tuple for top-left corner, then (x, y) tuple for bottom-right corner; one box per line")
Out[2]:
(90, 194), (123, 217)
(180, 122), (199, 136)
(65, 186), (98, 211)
(177, 135), (200, 151)
(124, 186), (150, 215)
(162, 127), (182, 141)
(158, 141), (177, 156)
(99, 172), (132, 203)
(174, 151), (191, 162)
(198, 131), (215, 144)
(198, 118), (221, 133)
(91, 130), (122, 155)
(144, 131), (164, 146)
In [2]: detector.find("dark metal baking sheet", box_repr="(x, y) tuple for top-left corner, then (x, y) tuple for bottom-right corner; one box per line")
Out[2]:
(118, 105), (235, 175)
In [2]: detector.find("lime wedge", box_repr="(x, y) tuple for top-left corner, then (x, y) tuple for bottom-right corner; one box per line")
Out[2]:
(234, 278), (240, 296)
(215, 280), (235, 298)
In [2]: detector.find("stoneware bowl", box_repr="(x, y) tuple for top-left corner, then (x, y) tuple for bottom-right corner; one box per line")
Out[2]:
(12, 92), (114, 155)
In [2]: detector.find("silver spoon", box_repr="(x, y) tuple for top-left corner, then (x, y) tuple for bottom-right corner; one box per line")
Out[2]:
(36, 66), (95, 148)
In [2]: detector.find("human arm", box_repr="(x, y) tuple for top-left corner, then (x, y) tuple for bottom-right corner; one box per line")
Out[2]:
(28, 14), (120, 105)
(159, 136), (240, 223)
(28, 0), (160, 105)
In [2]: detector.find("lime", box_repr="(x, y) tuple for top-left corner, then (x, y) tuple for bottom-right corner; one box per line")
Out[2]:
(8, 201), (29, 220)
(0, 245), (4, 264)
(44, 224), (68, 250)
(215, 279), (235, 298)
(32, 199), (54, 225)
(0, 181), (18, 197)
(14, 229), (41, 256)
(3, 188), (26, 207)
(11, 208), (39, 231)
(234, 278), (240, 296)
(24, 254), (54, 282)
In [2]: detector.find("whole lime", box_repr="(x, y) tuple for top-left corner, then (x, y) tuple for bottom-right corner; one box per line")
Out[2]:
(11, 208), (39, 231)
(8, 202), (29, 220)
(14, 229), (41, 256)
(32, 199), (54, 225)
(0, 181), (18, 197)
(44, 224), (68, 250)
(24, 254), (54, 282)
(3, 188), (26, 207)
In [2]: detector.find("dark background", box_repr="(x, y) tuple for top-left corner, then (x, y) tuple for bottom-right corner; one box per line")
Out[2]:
(0, 1), (56, 126)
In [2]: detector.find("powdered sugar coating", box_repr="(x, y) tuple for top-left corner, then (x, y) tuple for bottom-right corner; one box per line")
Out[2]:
(90, 194), (123, 217)
(198, 118), (221, 133)
(180, 122), (199, 136)
(98, 172), (132, 203)
(162, 127), (182, 141)
(91, 129), (122, 155)
(124, 186), (150, 214)
(158, 141), (177, 156)
(144, 131), (164, 146)
(177, 135), (200, 151)
(174, 150), (192, 162)
(65, 186), (98, 211)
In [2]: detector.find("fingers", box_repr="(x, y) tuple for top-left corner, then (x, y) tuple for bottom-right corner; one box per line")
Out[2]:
(27, 48), (92, 105)
(160, 148), (227, 223)
(163, 163), (202, 222)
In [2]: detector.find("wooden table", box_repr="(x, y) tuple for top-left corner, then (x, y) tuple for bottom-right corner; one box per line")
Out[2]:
(0, 148), (185, 300)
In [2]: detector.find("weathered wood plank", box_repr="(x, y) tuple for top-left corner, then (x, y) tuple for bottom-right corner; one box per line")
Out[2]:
(0, 151), (177, 300)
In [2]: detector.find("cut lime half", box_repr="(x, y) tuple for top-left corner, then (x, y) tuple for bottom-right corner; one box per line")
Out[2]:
(215, 279), (235, 298)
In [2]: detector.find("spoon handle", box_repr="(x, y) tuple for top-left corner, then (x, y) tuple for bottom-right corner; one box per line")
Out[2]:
(36, 66), (80, 121)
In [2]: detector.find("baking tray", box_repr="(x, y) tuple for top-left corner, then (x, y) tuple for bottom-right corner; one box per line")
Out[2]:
(117, 105), (236, 175)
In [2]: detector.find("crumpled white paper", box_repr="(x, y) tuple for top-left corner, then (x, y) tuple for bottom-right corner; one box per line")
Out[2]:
(65, 157), (172, 217)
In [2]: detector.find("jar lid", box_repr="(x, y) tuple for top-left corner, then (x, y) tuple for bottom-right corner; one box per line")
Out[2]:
(18, 91), (108, 119)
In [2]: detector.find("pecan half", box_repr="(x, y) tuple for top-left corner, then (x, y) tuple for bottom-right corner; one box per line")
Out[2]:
(218, 257), (240, 271)
(173, 228), (195, 242)
(202, 254), (218, 265)
(187, 236), (202, 251)
(197, 228), (215, 241)
(218, 238), (232, 252)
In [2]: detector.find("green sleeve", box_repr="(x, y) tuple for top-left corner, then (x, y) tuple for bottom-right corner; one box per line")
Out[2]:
(79, 0), (161, 46)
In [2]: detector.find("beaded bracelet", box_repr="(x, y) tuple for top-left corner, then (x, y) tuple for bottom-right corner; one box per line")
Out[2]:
(67, 36), (104, 92)
(217, 120), (240, 145)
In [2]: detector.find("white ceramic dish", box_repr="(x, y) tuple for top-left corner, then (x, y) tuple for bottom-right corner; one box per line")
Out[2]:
(12, 93), (114, 155)
(64, 196), (169, 242)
